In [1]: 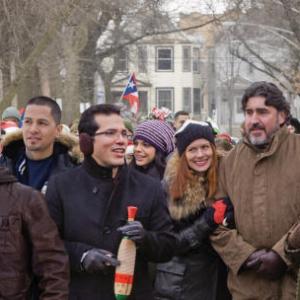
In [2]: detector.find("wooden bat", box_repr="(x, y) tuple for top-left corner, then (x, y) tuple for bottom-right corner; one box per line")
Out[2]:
(114, 206), (138, 300)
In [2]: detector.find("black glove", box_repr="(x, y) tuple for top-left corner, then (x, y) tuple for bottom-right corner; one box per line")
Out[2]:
(256, 250), (287, 280)
(176, 215), (214, 253)
(117, 221), (145, 244)
(241, 249), (268, 272)
(204, 197), (235, 229)
(81, 248), (120, 273)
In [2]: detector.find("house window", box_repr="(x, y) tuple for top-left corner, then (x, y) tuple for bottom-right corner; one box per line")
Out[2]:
(156, 47), (173, 71)
(193, 48), (200, 73)
(138, 46), (147, 73)
(139, 91), (148, 114)
(182, 46), (191, 72)
(183, 88), (192, 112)
(156, 88), (174, 110)
(116, 48), (128, 72)
(193, 88), (201, 114)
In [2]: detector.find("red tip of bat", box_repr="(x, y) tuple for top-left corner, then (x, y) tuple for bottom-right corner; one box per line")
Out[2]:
(128, 206), (138, 220)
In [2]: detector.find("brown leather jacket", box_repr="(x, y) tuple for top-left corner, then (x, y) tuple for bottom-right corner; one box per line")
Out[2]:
(0, 167), (69, 299)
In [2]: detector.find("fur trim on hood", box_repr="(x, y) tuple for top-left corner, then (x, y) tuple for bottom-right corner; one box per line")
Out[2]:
(1, 129), (83, 163)
(164, 151), (208, 221)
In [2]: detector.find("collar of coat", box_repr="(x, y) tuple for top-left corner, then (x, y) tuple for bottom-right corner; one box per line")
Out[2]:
(163, 151), (208, 221)
(0, 167), (17, 184)
(1, 129), (83, 163)
(82, 155), (114, 179)
(243, 125), (289, 156)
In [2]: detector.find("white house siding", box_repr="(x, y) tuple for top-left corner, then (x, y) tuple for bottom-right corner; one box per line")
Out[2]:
(111, 39), (204, 118)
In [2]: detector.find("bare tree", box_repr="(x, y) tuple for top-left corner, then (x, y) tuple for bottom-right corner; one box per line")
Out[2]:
(222, 0), (300, 97)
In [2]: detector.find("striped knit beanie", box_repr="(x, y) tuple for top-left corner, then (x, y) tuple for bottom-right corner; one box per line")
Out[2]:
(134, 120), (175, 155)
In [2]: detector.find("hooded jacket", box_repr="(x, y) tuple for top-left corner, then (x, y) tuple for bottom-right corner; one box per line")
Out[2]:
(0, 129), (82, 192)
(0, 167), (69, 299)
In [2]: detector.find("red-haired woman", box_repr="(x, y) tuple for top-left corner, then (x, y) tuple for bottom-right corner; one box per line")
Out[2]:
(155, 120), (232, 300)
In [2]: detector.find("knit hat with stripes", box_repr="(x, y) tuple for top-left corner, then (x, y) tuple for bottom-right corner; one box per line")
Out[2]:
(133, 120), (175, 155)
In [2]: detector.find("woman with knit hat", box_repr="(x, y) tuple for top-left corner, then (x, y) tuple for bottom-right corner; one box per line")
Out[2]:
(131, 120), (175, 180)
(154, 120), (232, 300)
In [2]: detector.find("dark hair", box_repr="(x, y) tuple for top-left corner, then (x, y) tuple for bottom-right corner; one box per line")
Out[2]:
(78, 104), (120, 136)
(241, 82), (290, 120)
(174, 110), (189, 120)
(26, 96), (61, 124)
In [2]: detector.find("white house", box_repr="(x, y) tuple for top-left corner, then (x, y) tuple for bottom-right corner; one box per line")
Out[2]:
(110, 30), (206, 119)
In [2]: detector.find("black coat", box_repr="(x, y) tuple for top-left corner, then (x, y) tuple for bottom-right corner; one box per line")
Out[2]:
(154, 210), (231, 300)
(45, 157), (176, 300)
(154, 153), (231, 300)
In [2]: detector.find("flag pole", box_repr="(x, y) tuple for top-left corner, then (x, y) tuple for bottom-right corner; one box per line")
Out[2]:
(118, 73), (133, 103)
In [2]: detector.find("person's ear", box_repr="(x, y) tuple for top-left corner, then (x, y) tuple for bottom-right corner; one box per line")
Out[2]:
(278, 111), (286, 126)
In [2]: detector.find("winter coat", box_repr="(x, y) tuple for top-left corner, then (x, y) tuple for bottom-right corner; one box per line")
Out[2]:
(211, 126), (300, 300)
(0, 129), (81, 192)
(154, 153), (231, 300)
(45, 156), (176, 300)
(0, 167), (69, 299)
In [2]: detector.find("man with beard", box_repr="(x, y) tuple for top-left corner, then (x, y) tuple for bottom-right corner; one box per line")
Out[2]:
(211, 81), (299, 299)
(45, 104), (176, 300)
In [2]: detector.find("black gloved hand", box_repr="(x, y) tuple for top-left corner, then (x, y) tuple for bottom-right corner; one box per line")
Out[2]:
(177, 215), (214, 253)
(117, 221), (145, 244)
(241, 249), (268, 272)
(81, 248), (120, 273)
(256, 250), (287, 280)
(204, 197), (235, 229)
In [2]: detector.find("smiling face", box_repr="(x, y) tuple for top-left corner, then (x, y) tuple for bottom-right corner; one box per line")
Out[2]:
(185, 138), (213, 173)
(92, 114), (128, 168)
(23, 105), (61, 160)
(133, 139), (156, 167)
(244, 96), (285, 146)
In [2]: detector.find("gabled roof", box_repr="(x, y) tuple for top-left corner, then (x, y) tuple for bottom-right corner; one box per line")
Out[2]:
(112, 76), (152, 88)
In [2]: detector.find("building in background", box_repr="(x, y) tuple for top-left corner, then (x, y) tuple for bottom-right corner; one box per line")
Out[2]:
(110, 29), (205, 120)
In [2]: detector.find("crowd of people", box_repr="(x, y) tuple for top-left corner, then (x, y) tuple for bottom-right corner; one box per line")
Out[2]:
(0, 81), (300, 300)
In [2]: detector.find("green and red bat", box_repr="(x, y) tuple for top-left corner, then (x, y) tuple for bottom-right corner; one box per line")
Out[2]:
(114, 206), (138, 300)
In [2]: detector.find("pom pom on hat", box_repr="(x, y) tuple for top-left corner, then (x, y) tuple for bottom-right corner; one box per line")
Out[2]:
(134, 120), (175, 155)
(175, 120), (215, 156)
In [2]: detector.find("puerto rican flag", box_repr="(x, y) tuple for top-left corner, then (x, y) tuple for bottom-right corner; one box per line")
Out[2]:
(122, 73), (140, 114)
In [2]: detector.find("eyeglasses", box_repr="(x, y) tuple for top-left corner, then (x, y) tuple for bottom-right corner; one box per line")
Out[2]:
(94, 129), (129, 140)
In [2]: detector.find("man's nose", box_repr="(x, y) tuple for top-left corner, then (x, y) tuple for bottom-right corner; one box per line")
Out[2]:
(28, 123), (39, 132)
(115, 133), (127, 144)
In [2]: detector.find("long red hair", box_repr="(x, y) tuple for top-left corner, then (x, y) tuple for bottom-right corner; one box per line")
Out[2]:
(169, 143), (218, 200)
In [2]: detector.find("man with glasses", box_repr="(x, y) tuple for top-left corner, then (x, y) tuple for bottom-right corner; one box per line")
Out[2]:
(45, 104), (176, 300)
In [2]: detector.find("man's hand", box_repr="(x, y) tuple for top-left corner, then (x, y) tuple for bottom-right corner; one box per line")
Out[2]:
(81, 248), (120, 273)
(117, 221), (145, 244)
(242, 249), (268, 271)
(256, 250), (287, 280)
